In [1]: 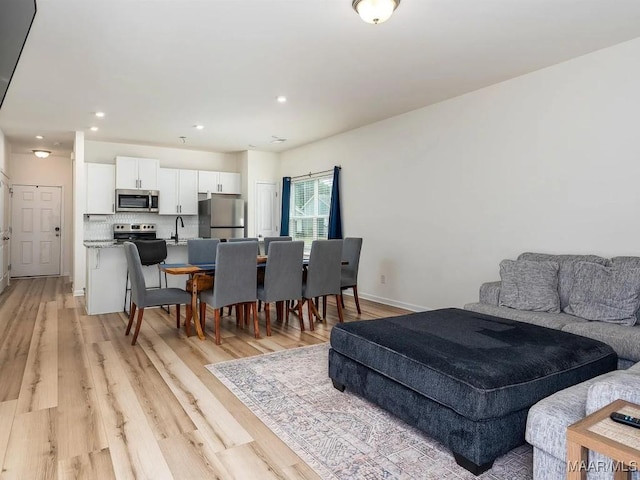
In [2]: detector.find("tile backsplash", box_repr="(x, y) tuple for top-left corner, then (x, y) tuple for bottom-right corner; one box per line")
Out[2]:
(84, 213), (199, 240)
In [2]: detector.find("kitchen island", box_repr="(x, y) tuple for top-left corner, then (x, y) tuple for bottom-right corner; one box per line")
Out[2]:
(84, 239), (195, 315)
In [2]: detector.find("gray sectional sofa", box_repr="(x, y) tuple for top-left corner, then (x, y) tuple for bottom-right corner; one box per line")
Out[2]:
(464, 252), (640, 479)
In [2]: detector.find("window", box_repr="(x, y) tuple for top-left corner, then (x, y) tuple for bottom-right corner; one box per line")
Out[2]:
(290, 175), (333, 251)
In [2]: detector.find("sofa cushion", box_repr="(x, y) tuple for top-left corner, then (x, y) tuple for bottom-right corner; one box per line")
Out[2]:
(586, 372), (640, 415)
(518, 253), (609, 310)
(499, 259), (560, 313)
(562, 321), (640, 363)
(464, 302), (586, 330)
(564, 262), (640, 326)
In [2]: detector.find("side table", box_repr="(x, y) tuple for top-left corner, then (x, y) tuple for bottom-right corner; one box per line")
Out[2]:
(567, 399), (640, 480)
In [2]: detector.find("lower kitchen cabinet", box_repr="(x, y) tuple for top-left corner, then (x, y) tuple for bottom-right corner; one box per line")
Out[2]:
(85, 244), (189, 315)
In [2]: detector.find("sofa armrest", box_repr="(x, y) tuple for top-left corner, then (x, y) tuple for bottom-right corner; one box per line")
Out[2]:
(586, 372), (640, 415)
(479, 281), (501, 306)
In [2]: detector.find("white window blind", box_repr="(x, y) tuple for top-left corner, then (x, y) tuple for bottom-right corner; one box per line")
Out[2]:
(290, 175), (333, 251)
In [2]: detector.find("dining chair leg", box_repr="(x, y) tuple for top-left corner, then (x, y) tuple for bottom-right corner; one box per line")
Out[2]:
(310, 301), (322, 324)
(214, 308), (222, 345)
(176, 304), (181, 328)
(185, 304), (193, 336)
(297, 299), (305, 331)
(336, 295), (344, 323)
(265, 302), (272, 336)
(131, 307), (145, 345)
(353, 286), (362, 314)
(340, 292), (345, 308)
(322, 295), (327, 319)
(306, 299), (315, 331)
(125, 303), (137, 336)
(199, 302), (207, 332)
(252, 302), (260, 338)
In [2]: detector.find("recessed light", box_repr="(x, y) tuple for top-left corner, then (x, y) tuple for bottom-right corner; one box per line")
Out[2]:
(270, 137), (287, 144)
(90, 126), (99, 132)
(276, 96), (287, 103)
(35, 135), (44, 139)
(194, 125), (204, 130)
(95, 111), (105, 118)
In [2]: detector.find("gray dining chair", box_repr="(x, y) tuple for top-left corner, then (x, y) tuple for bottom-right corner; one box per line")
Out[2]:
(199, 242), (258, 344)
(303, 239), (344, 330)
(224, 237), (260, 315)
(258, 241), (305, 334)
(263, 236), (292, 255)
(186, 238), (219, 302)
(123, 242), (192, 345)
(340, 237), (363, 314)
(124, 239), (168, 313)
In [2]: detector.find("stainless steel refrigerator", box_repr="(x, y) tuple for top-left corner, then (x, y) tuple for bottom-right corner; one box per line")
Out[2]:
(198, 197), (245, 239)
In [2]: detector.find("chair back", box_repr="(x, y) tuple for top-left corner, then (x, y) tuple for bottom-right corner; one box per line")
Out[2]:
(124, 242), (148, 307)
(263, 236), (292, 255)
(341, 237), (363, 287)
(188, 238), (220, 264)
(133, 239), (167, 266)
(227, 237), (259, 255)
(210, 242), (257, 308)
(260, 241), (304, 303)
(304, 239), (343, 299)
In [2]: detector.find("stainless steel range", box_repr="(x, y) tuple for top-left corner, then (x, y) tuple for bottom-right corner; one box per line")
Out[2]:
(113, 223), (157, 242)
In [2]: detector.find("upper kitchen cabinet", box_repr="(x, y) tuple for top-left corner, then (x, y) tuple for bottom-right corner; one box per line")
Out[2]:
(198, 171), (241, 195)
(158, 168), (198, 215)
(86, 163), (115, 214)
(115, 156), (159, 190)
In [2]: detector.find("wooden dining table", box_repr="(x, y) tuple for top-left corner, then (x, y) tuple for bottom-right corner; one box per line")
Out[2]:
(159, 256), (268, 340)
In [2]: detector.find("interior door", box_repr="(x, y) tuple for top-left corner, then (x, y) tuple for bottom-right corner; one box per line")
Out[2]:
(10, 185), (62, 277)
(255, 182), (278, 238)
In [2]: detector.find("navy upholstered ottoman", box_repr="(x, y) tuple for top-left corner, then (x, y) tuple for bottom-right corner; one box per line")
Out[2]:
(328, 308), (617, 475)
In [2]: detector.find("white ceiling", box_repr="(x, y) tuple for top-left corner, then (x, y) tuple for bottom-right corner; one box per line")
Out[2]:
(2, 0), (640, 158)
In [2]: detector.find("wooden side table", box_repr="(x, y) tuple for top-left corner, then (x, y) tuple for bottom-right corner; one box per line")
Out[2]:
(567, 399), (640, 480)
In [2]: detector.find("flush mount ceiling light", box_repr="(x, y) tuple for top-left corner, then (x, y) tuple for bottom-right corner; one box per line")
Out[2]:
(276, 96), (287, 103)
(95, 111), (105, 118)
(33, 150), (51, 158)
(270, 136), (287, 144)
(90, 126), (99, 131)
(194, 124), (204, 130)
(352, 0), (401, 24)
(35, 135), (44, 139)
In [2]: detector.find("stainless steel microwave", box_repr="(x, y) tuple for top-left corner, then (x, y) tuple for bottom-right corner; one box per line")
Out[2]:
(115, 189), (159, 213)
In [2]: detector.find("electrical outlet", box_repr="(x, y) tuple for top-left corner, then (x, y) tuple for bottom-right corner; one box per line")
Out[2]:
(380, 274), (386, 284)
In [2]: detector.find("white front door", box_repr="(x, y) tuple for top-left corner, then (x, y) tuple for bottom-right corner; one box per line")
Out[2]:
(255, 182), (278, 239)
(0, 173), (10, 292)
(11, 185), (62, 277)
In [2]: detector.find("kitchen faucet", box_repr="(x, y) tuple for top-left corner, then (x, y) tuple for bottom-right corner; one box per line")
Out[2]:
(171, 216), (184, 244)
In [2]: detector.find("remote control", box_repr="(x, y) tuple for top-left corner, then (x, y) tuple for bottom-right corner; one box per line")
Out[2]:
(610, 412), (640, 429)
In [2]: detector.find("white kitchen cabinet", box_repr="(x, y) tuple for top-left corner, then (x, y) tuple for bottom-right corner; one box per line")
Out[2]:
(198, 170), (241, 195)
(158, 168), (198, 215)
(115, 156), (159, 190)
(86, 163), (115, 214)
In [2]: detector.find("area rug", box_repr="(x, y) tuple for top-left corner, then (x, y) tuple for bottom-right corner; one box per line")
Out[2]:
(206, 344), (533, 480)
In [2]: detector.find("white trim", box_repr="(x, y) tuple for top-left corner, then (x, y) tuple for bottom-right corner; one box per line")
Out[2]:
(356, 291), (432, 313)
(73, 289), (84, 297)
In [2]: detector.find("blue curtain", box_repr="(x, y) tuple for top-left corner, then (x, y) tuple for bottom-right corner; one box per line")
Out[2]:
(280, 177), (291, 236)
(328, 166), (342, 239)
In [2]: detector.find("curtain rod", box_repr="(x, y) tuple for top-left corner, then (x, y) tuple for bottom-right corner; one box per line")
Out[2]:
(290, 166), (341, 181)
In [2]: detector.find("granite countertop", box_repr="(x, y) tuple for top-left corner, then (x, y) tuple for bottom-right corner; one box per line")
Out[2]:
(84, 238), (197, 248)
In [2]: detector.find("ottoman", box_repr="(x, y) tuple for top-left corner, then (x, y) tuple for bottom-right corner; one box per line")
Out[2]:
(328, 308), (617, 475)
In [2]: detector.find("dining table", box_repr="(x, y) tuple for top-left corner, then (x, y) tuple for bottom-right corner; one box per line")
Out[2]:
(159, 256), (268, 340)
(159, 254), (344, 340)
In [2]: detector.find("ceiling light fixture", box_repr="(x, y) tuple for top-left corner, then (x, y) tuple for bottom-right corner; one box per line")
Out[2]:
(270, 136), (287, 144)
(95, 111), (105, 118)
(90, 126), (99, 131)
(276, 96), (287, 103)
(352, 0), (401, 24)
(35, 135), (44, 139)
(194, 125), (204, 130)
(33, 150), (51, 158)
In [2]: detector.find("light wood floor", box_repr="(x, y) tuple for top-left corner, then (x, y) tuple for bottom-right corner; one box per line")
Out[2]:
(0, 276), (409, 480)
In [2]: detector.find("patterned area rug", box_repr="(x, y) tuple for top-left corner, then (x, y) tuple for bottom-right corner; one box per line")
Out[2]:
(206, 344), (533, 480)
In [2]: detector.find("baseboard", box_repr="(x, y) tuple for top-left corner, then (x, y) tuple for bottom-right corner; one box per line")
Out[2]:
(356, 292), (431, 313)
(73, 289), (84, 297)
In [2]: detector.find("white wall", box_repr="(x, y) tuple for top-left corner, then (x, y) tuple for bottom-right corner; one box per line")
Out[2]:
(9, 152), (74, 278)
(0, 128), (8, 175)
(85, 140), (239, 171)
(280, 37), (640, 311)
